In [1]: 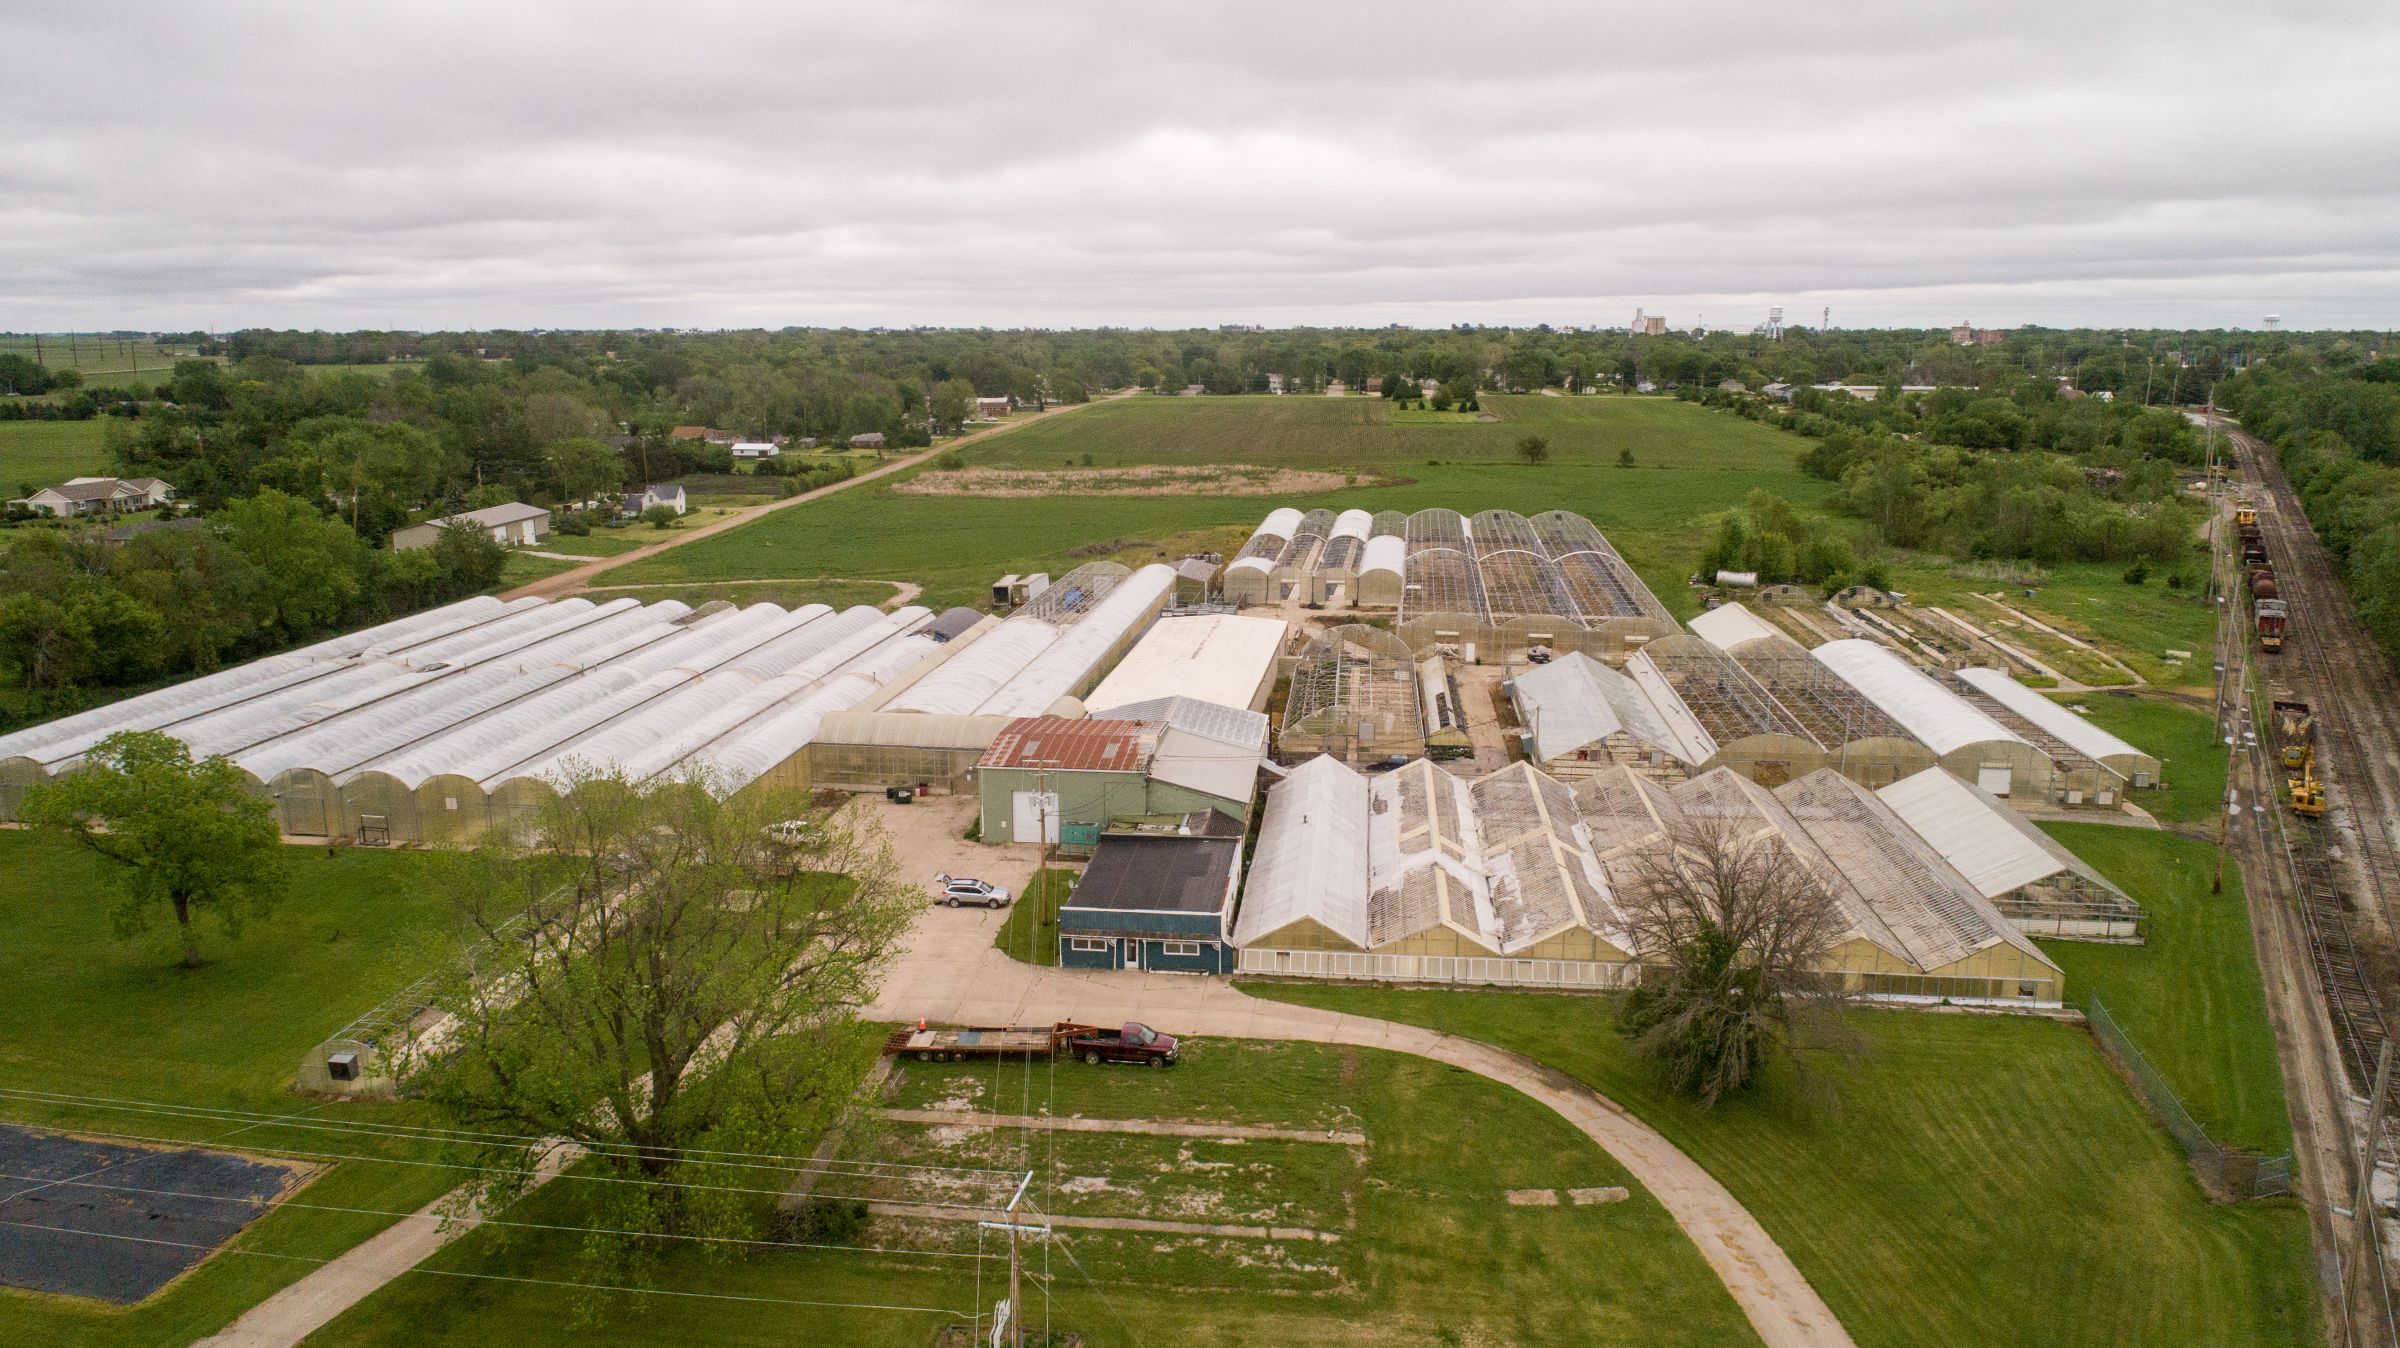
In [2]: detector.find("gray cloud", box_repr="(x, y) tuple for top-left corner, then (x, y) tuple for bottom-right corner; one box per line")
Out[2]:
(4, 0), (2396, 329)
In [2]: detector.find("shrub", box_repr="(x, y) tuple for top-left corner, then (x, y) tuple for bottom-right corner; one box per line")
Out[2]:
(936, 451), (965, 471)
(769, 1197), (869, 1244)
(2122, 560), (2150, 585)
(554, 512), (591, 537)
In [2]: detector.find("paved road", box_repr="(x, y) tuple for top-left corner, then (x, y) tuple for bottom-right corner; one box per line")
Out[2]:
(503, 397), (1123, 602)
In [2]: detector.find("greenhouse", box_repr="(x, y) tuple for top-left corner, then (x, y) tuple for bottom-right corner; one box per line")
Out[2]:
(1623, 635), (1827, 785)
(1268, 508), (1335, 603)
(1309, 509), (1373, 607)
(0, 593), (964, 843)
(1357, 524), (1406, 609)
(1811, 639), (2055, 800)
(1879, 766), (2143, 939)
(1277, 624), (1425, 764)
(1506, 650), (1707, 780)
(1231, 754), (2067, 1002)
(1221, 507), (1303, 607)
(1727, 634), (1938, 789)
(1687, 601), (1784, 651)
(1953, 666), (2159, 792)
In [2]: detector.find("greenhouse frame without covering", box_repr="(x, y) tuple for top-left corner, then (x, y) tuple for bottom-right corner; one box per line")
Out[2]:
(1278, 624), (1425, 764)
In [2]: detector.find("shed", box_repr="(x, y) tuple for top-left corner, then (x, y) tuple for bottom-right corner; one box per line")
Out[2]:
(1058, 834), (1243, 973)
(390, 502), (551, 551)
(849, 432), (887, 449)
(1172, 556), (1220, 604)
(974, 717), (1154, 848)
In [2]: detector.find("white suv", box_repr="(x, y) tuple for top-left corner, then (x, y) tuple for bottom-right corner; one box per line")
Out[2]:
(934, 874), (1012, 909)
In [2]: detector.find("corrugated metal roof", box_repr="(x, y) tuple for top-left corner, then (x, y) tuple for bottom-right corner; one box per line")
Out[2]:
(978, 716), (1155, 772)
(1953, 668), (2149, 765)
(1811, 639), (2027, 756)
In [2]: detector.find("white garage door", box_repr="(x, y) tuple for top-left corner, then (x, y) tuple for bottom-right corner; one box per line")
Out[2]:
(1976, 766), (2014, 796)
(1012, 790), (1061, 843)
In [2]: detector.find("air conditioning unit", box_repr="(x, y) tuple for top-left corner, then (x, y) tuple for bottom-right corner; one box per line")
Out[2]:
(326, 1051), (360, 1082)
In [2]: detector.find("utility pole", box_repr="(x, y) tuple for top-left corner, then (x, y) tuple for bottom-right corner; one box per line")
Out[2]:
(977, 1171), (1047, 1348)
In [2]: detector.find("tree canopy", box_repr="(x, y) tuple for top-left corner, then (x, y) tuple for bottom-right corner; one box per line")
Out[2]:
(19, 730), (286, 967)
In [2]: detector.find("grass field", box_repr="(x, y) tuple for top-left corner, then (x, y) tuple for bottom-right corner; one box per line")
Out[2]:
(0, 831), (474, 1347)
(495, 551), (580, 588)
(0, 419), (114, 489)
(311, 1037), (1760, 1348)
(1245, 985), (2316, 1348)
(2037, 825), (2289, 1155)
(1892, 560), (2219, 689)
(2060, 692), (2226, 824)
(610, 395), (1826, 613)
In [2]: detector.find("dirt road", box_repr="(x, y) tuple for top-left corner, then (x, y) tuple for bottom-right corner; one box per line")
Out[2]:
(503, 395), (1124, 601)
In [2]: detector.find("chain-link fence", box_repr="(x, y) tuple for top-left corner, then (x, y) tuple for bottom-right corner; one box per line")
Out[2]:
(2085, 993), (2292, 1200)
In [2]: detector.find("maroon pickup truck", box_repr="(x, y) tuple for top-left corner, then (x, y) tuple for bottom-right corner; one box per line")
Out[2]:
(1066, 1022), (1179, 1067)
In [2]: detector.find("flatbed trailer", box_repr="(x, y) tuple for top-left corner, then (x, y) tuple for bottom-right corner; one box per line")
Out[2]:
(883, 1022), (1098, 1062)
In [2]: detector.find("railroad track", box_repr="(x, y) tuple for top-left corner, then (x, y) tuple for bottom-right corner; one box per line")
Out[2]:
(2235, 426), (2400, 1092)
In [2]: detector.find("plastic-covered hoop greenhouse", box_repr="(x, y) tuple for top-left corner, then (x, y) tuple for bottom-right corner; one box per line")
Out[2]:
(1222, 508), (1302, 607)
(1310, 509), (1374, 607)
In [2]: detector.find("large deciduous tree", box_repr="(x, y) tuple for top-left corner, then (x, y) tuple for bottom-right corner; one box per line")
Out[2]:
(20, 730), (286, 967)
(1616, 817), (1851, 1106)
(414, 772), (918, 1269)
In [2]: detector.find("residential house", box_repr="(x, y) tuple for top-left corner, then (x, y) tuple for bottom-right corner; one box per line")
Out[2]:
(974, 396), (1012, 418)
(619, 484), (688, 518)
(668, 425), (714, 441)
(99, 516), (206, 548)
(389, 502), (551, 551)
(8, 476), (176, 518)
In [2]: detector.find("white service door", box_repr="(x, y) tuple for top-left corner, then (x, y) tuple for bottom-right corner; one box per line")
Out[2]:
(1976, 766), (2014, 796)
(1012, 791), (1061, 843)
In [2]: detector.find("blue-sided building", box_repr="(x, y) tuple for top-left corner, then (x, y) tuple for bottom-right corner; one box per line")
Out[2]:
(1057, 832), (1243, 974)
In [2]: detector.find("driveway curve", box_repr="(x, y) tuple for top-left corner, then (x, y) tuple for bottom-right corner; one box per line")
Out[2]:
(872, 885), (1855, 1348)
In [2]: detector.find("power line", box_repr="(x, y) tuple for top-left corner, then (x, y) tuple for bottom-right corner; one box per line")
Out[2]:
(0, 1087), (1016, 1180)
(0, 1169), (1000, 1263)
(4, 1119), (1011, 1209)
(0, 1218), (970, 1320)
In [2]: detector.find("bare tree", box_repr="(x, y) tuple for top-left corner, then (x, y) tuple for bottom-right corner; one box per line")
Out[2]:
(410, 768), (917, 1278)
(1616, 815), (1853, 1106)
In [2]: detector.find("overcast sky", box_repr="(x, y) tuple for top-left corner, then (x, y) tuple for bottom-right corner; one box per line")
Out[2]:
(6, 1), (2396, 332)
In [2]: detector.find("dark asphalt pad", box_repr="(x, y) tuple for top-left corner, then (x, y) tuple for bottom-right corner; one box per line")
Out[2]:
(0, 1123), (302, 1303)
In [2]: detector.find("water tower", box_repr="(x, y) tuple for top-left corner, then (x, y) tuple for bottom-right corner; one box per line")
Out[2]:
(2263, 315), (2282, 331)
(1766, 306), (1785, 340)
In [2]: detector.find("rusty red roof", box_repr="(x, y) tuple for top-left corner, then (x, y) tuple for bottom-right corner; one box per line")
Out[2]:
(978, 717), (1155, 772)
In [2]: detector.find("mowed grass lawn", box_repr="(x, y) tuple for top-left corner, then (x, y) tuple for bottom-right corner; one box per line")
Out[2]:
(609, 395), (1826, 613)
(2063, 692), (2227, 825)
(2038, 825), (2290, 1155)
(0, 419), (114, 489)
(1247, 986), (2316, 1348)
(0, 832), (475, 1347)
(1892, 560), (2220, 690)
(313, 1038), (1760, 1348)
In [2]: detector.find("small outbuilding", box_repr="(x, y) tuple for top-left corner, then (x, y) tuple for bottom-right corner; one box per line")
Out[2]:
(849, 432), (887, 450)
(1058, 833), (1243, 973)
(390, 502), (550, 551)
(1507, 651), (1706, 780)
